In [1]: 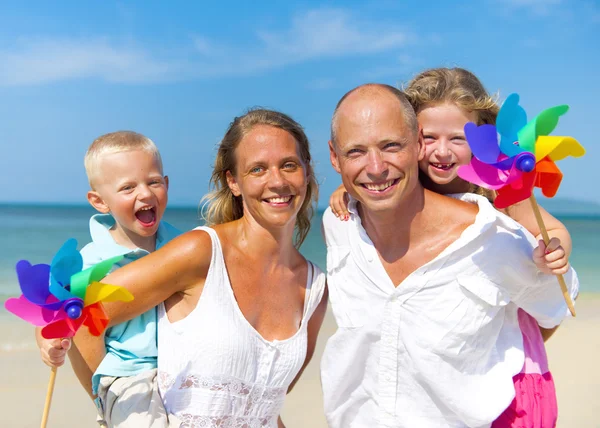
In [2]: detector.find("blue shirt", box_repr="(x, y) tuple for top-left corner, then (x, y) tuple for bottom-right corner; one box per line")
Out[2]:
(80, 214), (180, 394)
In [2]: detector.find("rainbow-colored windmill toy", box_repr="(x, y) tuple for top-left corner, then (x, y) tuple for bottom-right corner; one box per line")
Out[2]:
(3, 238), (133, 428)
(458, 93), (585, 316)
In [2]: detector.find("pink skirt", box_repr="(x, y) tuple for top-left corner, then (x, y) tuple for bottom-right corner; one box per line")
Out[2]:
(492, 310), (558, 428)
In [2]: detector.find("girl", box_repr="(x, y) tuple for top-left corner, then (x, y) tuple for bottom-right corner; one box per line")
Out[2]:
(329, 68), (572, 427)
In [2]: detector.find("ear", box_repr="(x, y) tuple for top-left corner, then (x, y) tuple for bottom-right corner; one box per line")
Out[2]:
(328, 140), (341, 174)
(226, 171), (241, 197)
(417, 126), (426, 161)
(87, 190), (110, 214)
(164, 175), (170, 190)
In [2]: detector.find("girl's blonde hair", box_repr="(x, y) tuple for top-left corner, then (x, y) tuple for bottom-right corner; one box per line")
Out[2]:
(404, 67), (499, 125)
(201, 108), (318, 248)
(404, 67), (499, 199)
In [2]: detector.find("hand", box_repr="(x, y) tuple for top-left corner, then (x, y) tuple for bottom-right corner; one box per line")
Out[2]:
(36, 330), (71, 368)
(533, 237), (569, 275)
(329, 185), (350, 221)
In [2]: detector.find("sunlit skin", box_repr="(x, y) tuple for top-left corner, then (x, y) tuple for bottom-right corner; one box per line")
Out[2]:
(328, 96), (573, 342)
(329, 87), (425, 217)
(87, 149), (169, 252)
(418, 102), (477, 194)
(227, 125), (309, 235)
(37, 124), (329, 425)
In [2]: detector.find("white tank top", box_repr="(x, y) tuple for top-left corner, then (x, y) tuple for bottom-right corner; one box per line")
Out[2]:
(157, 226), (326, 428)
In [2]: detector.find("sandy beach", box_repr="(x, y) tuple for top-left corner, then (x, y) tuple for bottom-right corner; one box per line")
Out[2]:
(1, 295), (598, 428)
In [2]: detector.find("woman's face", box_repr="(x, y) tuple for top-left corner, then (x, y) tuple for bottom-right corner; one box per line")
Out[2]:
(417, 102), (478, 187)
(227, 124), (308, 230)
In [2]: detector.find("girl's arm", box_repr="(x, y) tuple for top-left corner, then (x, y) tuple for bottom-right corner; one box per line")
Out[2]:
(329, 184), (350, 220)
(101, 229), (213, 325)
(506, 199), (572, 257)
(506, 199), (573, 341)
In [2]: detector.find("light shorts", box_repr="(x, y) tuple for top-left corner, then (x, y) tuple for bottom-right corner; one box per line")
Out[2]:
(95, 368), (180, 428)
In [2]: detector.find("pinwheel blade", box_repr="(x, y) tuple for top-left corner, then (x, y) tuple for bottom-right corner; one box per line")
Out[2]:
(464, 123), (501, 164)
(41, 315), (85, 339)
(534, 157), (563, 198)
(69, 255), (123, 300)
(83, 281), (134, 306)
(4, 296), (65, 326)
(518, 105), (569, 153)
(82, 302), (110, 336)
(15, 261), (59, 307)
(494, 171), (536, 209)
(535, 135), (586, 162)
(496, 93), (527, 158)
(50, 238), (83, 287)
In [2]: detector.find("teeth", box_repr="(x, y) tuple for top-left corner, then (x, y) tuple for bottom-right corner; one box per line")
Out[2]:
(266, 196), (292, 203)
(364, 180), (395, 191)
(431, 163), (453, 170)
(137, 207), (154, 211)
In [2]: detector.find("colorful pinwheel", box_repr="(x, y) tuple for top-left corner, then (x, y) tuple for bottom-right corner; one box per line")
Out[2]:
(458, 93), (585, 209)
(457, 93), (585, 316)
(5, 238), (133, 338)
(4, 238), (133, 428)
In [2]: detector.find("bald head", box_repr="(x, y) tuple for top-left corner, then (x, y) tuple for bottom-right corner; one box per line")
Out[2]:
(330, 84), (419, 147)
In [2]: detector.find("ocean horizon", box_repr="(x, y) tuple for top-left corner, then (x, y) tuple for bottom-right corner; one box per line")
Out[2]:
(0, 202), (598, 299)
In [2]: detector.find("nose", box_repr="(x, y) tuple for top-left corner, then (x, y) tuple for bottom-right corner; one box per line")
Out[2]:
(267, 167), (287, 189)
(365, 149), (387, 177)
(435, 139), (450, 157)
(137, 184), (153, 200)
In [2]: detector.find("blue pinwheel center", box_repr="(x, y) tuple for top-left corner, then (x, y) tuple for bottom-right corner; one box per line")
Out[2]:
(515, 152), (536, 173)
(63, 297), (84, 319)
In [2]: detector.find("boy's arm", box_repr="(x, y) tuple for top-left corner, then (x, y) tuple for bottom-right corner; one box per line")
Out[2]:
(70, 329), (106, 399)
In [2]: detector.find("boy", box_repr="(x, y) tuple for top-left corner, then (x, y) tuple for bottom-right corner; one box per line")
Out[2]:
(36, 131), (180, 427)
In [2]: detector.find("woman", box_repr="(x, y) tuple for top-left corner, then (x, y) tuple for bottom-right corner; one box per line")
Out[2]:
(101, 108), (328, 427)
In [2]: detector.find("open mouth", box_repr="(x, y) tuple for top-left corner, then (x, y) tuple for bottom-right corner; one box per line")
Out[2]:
(263, 195), (294, 206)
(361, 178), (399, 193)
(430, 162), (455, 171)
(135, 206), (157, 227)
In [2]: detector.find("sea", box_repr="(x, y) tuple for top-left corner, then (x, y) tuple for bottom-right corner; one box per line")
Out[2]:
(0, 203), (598, 303)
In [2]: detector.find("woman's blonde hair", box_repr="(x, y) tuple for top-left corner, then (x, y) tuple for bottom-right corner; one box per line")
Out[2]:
(201, 108), (318, 248)
(404, 67), (499, 126)
(405, 67), (499, 200)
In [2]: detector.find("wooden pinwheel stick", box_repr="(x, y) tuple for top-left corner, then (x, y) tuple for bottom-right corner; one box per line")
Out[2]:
(529, 195), (576, 317)
(40, 367), (57, 428)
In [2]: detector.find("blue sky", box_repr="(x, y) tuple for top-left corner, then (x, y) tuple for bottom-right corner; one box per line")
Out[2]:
(0, 0), (598, 208)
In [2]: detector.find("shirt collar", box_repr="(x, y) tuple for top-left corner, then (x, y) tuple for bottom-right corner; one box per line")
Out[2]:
(88, 213), (176, 259)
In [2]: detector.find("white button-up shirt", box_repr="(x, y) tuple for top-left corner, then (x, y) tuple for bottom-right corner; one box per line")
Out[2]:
(321, 193), (578, 428)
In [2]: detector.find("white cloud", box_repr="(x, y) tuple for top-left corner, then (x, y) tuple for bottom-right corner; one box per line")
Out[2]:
(0, 38), (177, 85)
(0, 8), (413, 86)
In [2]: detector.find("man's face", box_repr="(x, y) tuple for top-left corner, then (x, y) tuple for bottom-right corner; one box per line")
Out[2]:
(329, 91), (424, 214)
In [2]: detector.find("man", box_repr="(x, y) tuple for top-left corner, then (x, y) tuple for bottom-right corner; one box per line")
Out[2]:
(320, 84), (578, 427)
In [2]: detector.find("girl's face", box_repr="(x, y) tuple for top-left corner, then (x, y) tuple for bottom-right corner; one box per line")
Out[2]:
(417, 102), (478, 186)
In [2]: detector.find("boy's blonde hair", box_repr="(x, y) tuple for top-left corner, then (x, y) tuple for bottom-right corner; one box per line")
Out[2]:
(201, 108), (318, 248)
(404, 67), (499, 125)
(84, 131), (163, 188)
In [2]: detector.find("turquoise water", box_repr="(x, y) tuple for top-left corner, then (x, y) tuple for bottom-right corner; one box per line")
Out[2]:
(0, 204), (597, 298)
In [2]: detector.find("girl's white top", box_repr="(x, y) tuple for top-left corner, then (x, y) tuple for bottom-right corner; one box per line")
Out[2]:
(157, 226), (326, 428)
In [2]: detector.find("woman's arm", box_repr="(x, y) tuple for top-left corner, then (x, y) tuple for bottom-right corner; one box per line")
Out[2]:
(287, 285), (329, 393)
(102, 230), (213, 326)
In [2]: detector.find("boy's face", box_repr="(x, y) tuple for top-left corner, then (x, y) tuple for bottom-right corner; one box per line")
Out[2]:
(87, 149), (168, 247)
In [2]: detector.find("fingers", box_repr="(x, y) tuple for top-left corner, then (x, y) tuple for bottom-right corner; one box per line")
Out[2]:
(533, 239), (569, 275)
(329, 190), (350, 221)
(39, 337), (71, 368)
